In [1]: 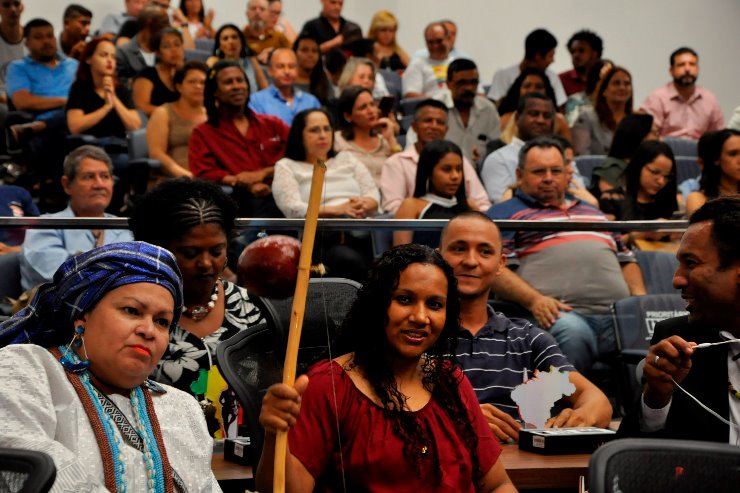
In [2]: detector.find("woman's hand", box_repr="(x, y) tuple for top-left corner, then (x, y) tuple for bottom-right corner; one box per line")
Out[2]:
(102, 76), (115, 108)
(260, 375), (309, 435)
(375, 117), (397, 145)
(349, 196), (377, 217)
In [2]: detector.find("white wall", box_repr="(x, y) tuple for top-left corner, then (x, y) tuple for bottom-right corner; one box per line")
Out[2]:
(28, 0), (740, 119)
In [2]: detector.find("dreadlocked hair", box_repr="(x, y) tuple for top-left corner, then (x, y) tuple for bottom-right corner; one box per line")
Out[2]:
(338, 244), (481, 481)
(204, 59), (252, 127)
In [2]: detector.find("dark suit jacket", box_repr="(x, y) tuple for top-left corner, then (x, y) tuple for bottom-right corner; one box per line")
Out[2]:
(618, 315), (730, 442)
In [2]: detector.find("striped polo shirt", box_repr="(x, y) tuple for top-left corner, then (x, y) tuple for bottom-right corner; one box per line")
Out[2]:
(456, 307), (575, 420)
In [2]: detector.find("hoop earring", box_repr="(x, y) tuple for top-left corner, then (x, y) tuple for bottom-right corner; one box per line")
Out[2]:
(60, 325), (91, 373)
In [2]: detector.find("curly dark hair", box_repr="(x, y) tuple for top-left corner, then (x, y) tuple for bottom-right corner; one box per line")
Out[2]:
(204, 59), (252, 126)
(338, 244), (481, 480)
(128, 178), (239, 247)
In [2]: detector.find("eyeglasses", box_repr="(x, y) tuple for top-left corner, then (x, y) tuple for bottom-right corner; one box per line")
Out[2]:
(525, 167), (564, 177)
(645, 166), (674, 180)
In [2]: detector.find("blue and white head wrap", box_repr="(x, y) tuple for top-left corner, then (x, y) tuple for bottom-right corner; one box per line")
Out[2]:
(0, 241), (183, 348)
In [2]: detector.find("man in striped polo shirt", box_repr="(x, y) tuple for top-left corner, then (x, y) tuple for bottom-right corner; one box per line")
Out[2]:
(440, 212), (612, 442)
(486, 136), (647, 373)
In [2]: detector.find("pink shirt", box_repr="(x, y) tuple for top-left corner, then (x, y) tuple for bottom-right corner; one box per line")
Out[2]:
(641, 82), (724, 139)
(379, 145), (491, 214)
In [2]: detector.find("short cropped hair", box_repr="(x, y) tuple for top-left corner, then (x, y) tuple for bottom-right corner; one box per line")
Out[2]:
(23, 18), (52, 38)
(62, 145), (113, 181)
(412, 99), (448, 122)
(567, 30), (603, 57)
(63, 4), (92, 21)
(524, 28), (557, 60)
(517, 136), (564, 170)
(689, 196), (740, 269)
(447, 58), (477, 81)
(516, 91), (553, 116)
(670, 47), (698, 66)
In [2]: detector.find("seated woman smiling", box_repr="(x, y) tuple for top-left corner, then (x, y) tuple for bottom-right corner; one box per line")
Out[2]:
(0, 242), (219, 492)
(256, 244), (517, 493)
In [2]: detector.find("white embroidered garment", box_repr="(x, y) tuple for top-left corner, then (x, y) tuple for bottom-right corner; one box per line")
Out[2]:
(0, 344), (221, 492)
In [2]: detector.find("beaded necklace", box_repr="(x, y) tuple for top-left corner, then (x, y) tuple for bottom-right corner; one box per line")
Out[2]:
(53, 347), (174, 493)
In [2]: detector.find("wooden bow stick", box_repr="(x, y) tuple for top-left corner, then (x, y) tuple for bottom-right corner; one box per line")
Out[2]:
(273, 159), (326, 493)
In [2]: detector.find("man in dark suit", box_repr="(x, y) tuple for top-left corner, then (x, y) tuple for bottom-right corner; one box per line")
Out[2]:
(619, 196), (740, 442)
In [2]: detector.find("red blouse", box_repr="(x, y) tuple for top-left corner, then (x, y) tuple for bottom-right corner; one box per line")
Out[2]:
(289, 360), (501, 492)
(188, 112), (289, 182)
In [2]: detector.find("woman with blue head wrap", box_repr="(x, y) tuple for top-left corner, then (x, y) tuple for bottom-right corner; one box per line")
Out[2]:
(0, 241), (222, 493)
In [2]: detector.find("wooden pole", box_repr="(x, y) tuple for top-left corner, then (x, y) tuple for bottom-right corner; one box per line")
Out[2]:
(273, 160), (326, 493)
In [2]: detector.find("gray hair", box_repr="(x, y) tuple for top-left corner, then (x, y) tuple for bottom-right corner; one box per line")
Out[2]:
(517, 136), (565, 170)
(63, 145), (114, 181)
(337, 57), (376, 92)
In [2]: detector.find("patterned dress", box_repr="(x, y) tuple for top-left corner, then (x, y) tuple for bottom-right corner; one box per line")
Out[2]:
(152, 280), (263, 439)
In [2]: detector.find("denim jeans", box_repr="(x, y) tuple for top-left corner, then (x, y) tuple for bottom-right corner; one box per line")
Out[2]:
(549, 311), (616, 372)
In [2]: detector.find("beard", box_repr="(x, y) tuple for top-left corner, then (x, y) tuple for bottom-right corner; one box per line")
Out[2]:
(673, 74), (697, 87)
(250, 19), (266, 32)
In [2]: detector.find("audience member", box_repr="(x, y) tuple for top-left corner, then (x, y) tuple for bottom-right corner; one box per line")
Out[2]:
(590, 113), (657, 195)
(380, 99), (490, 213)
(248, 47), (320, 126)
(618, 196), (740, 443)
(641, 47), (724, 140)
(564, 58), (612, 126)
(0, 241), (219, 492)
(273, 108), (379, 280)
(267, 0), (297, 45)
(97, 0), (146, 39)
(243, 0), (289, 64)
(559, 30), (603, 96)
(440, 212), (612, 441)
(334, 85), (400, 184)
(256, 244), (516, 492)
(5, 19), (77, 153)
(189, 60), (288, 217)
(147, 60), (207, 178)
(572, 65), (633, 155)
(59, 4), (92, 60)
(323, 45), (347, 92)
(412, 19), (466, 61)
(115, 4), (169, 88)
(480, 93), (555, 203)
(131, 26), (183, 116)
(501, 136), (596, 207)
(19, 145), (133, 290)
(677, 129), (716, 199)
(115, 0), (195, 49)
(336, 55), (390, 100)
(367, 10), (408, 71)
(176, 0), (214, 40)
(445, 58), (501, 163)
(0, 0), (23, 109)
(292, 34), (331, 105)
(686, 129), (740, 215)
(487, 137), (646, 372)
(206, 23), (267, 92)
(130, 178), (263, 439)
(0, 184), (38, 254)
(402, 21), (453, 99)
(487, 29), (567, 108)
(497, 67), (570, 146)
(299, 0), (362, 54)
(393, 140), (473, 247)
(600, 140), (678, 223)
(66, 37), (141, 139)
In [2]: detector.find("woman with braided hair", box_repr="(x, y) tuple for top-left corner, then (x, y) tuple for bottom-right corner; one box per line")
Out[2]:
(129, 178), (263, 439)
(257, 244), (516, 493)
(0, 242), (220, 492)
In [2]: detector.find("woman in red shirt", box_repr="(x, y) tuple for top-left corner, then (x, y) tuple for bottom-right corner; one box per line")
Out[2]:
(257, 244), (516, 493)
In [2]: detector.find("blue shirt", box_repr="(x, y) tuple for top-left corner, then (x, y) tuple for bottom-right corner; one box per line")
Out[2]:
(248, 84), (320, 126)
(20, 206), (133, 290)
(5, 54), (78, 121)
(456, 307), (575, 419)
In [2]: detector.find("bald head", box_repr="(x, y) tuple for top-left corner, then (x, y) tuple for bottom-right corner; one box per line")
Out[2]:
(269, 48), (298, 91)
(440, 211), (502, 251)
